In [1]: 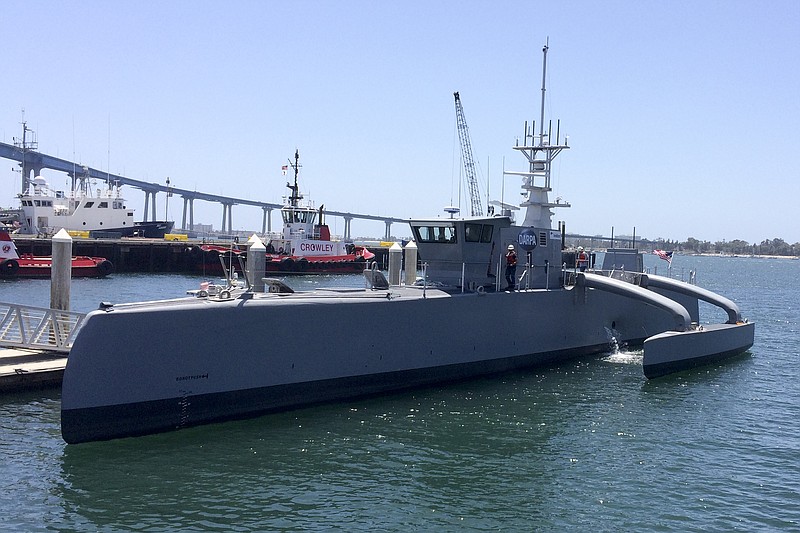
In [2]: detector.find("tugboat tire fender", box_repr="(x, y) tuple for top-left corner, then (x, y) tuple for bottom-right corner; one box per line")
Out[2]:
(97, 259), (114, 277)
(280, 258), (295, 271)
(1, 258), (19, 276)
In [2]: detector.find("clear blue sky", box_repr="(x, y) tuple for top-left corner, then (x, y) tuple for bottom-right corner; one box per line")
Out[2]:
(3, 1), (799, 244)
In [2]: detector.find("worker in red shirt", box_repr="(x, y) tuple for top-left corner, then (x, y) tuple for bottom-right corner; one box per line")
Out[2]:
(505, 244), (518, 290)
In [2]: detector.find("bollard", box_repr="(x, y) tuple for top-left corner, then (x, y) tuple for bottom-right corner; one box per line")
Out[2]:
(404, 241), (418, 286)
(247, 235), (266, 292)
(51, 228), (72, 311)
(388, 242), (402, 286)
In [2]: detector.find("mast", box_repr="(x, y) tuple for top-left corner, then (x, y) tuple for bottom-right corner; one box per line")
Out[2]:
(504, 41), (570, 229)
(13, 114), (38, 195)
(539, 39), (548, 142)
(286, 149), (303, 208)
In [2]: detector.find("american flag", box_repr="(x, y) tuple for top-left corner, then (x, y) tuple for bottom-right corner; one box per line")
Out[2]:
(653, 249), (673, 264)
(281, 165), (288, 176)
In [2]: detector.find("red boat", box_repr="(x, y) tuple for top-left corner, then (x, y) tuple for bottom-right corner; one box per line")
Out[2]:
(190, 150), (375, 275)
(0, 230), (113, 279)
(192, 241), (373, 275)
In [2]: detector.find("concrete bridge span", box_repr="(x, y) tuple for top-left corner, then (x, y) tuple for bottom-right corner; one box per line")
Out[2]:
(0, 141), (406, 240)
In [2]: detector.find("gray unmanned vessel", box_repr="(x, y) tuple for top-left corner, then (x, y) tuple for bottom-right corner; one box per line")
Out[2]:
(61, 45), (754, 444)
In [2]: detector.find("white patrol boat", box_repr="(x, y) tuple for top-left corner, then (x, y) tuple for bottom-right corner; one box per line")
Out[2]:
(18, 175), (173, 238)
(61, 44), (754, 443)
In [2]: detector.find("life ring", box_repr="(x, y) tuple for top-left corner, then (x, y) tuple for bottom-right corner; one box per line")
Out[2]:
(280, 257), (295, 271)
(219, 290), (231, 299)
(96, 259), (114, 277)
(1, 258), (19, 276)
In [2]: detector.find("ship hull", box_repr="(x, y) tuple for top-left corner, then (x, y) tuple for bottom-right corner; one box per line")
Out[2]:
(0, 256), (113, 278)
(88, 221), (174, 239)
(190, 245), (372, 275)
(61, 285), (678, 443)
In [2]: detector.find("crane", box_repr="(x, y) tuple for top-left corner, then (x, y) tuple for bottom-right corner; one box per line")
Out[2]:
(453, 91), (483, 217)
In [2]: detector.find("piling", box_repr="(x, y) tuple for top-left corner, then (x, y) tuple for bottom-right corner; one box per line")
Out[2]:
(247, 235), (266, 292)
(388, 242), (402, 286)
(404, 241), (418, 286)
(50, 228), (72, 311)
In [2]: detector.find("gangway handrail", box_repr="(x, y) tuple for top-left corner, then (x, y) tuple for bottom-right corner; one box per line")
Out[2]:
(0, 302), (87, 353)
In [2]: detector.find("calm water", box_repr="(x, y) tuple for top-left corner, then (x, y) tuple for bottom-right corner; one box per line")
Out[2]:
(1, 256), (798, 532)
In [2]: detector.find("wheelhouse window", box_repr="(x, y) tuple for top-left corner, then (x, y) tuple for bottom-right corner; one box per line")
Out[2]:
(98, 202), (109, 208)
(464, 223), (482, 243)
(282, 210), (316, 224)
(413, 225), (457, 244)
(84, 202), (94, 208)
(480, 224), (493, 243)
(464, 223), (494, 243)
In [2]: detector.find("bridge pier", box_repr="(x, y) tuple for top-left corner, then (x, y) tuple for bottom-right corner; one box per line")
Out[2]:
(384, 221), (393, 240)
(142, 191), (150, 221)
(262, 207), (272, 234)
(187, 197), (195, 231)
(343, 216), (353, 241)
(149, 191), (157, 222)
(221, 203), (233, 233)
(143, 190), (161, 222)
(181, 197), (189, 230)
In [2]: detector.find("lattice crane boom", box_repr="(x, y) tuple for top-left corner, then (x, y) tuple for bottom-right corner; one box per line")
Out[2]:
(453, 92), (483, 217)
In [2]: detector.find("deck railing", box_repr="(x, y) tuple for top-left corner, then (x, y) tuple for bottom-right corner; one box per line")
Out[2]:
(0, 302), (87, 353)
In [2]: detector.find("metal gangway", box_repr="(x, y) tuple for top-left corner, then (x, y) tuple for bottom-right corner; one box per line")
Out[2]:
(0, 302), (87, 353)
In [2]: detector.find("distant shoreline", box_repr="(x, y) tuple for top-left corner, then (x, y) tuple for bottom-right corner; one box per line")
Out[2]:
(691, 253), (799, 260)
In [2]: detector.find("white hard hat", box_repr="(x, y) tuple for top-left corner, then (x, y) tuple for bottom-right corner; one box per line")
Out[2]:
(578, 246), (584, 251)
(508, 244), (515, 250)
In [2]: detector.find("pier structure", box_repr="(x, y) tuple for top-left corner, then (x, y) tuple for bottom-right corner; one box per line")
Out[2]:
(0, 141), (405, 240)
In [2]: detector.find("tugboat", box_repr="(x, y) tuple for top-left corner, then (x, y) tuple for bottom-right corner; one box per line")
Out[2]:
(0, 229), (113, 278)
(191, 150), (374, 274)
(61, 44), (754, 444)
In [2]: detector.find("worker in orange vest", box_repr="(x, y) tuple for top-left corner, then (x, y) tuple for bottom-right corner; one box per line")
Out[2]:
(576, 246), (589, 272)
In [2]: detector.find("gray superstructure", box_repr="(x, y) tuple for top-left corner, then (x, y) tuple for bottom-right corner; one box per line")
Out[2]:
(60, 44), (754, 444)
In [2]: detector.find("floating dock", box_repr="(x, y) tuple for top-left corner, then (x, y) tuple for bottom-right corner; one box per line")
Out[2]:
(0, 301), (83, 393)
(0, 347), (66, 392)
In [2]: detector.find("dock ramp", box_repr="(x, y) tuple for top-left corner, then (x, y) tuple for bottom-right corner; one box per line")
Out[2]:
(0, 302), (85, 392)
(0, 302), (86, 353)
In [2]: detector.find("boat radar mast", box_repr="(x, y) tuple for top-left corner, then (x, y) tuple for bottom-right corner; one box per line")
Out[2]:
(506, 40), (571, 229)
(286, 149), (303, 208)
